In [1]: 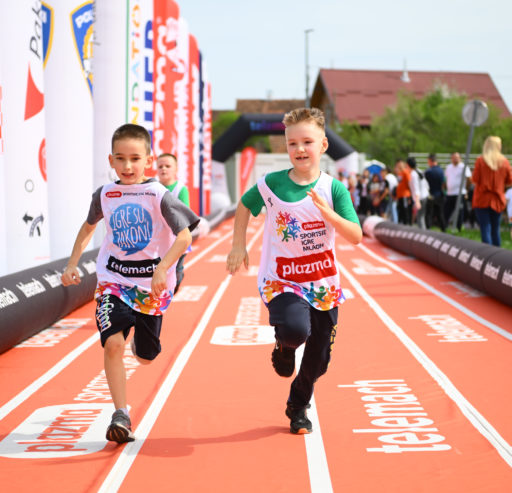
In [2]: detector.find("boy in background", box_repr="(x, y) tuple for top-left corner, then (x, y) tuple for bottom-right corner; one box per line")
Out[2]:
(62, 124), (199, 443)
(227, 108), (361, 434)
(157, 153), (191, 293)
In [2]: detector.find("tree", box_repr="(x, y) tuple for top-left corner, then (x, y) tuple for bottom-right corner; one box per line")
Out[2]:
(336, 88), (512, 166)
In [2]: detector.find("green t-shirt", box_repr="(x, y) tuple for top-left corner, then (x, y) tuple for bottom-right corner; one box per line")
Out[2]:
(164, 181), (190, 207)
(241, 169), (360, 224)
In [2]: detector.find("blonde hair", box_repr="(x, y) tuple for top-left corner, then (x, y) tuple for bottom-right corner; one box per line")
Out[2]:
(482, 136), (505, 171)
(282, 107), (325, 130)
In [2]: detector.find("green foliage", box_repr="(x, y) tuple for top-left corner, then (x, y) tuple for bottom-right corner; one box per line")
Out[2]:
(336, 87), (512, 166)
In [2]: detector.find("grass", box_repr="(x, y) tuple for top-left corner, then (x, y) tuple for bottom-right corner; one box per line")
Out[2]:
(437, 225), (512, 250)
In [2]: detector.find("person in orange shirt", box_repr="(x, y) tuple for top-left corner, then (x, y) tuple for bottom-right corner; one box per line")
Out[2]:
(394, 159), (412, 225)
(472, 136), (512, 246)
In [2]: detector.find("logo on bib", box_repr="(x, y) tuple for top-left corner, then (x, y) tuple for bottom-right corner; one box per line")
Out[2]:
(276, 211), (301, 242)
(276, 250), (337, 282)
(110, 203), (153, 255)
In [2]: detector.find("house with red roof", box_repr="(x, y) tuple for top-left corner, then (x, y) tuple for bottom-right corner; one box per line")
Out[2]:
(311, 68), (510, 127)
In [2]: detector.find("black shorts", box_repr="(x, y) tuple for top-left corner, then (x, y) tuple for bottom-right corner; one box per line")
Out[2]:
(95, 294), (163, 360)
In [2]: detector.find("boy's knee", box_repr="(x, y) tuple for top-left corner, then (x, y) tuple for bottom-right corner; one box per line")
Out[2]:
(276, 324), (309, 349)
(104, 334), (125, 357)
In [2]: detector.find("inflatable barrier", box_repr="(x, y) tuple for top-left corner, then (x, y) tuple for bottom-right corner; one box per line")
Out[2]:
(0, 206), (236, 355)
(362, 216), (512, 308)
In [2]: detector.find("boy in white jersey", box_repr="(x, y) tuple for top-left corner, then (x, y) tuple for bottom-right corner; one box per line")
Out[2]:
(227, 108), (362, 434)
(157, 153), (191, 293)
(62, 124), (199, 444)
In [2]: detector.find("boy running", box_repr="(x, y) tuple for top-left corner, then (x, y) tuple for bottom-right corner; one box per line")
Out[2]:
(157, 153), (191, 293)
(227, 108), (361, 434)
(62, 124), (199, 444)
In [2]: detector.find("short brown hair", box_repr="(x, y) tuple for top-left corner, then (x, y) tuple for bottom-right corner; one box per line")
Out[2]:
(111, 123), (152, 155)
(282, 107), (325, 130)
(158, 153), (177, 161)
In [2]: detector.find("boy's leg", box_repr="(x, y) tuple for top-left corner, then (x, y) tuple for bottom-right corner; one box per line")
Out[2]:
(132, 311), (163, 364)
(96, 294), (135, 443)
(287, 306), (338, 417)
(268, 293), (311, 377)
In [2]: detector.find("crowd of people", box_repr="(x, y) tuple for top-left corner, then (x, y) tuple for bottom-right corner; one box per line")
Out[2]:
(341, 136), (512, 247)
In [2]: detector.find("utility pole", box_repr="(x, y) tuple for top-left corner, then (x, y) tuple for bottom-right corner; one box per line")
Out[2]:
(305, 29), (313, 107)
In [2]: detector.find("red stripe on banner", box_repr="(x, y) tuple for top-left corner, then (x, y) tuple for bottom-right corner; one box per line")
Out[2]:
(187, 34), (200, 214)
(239, 146), (257, 195)
(152, 0), (180, 157)
(24, 66), (44, 121)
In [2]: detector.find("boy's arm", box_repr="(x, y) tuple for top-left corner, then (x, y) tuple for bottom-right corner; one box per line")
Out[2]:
(226, 200), (251, 274)
(61, 221), (97, 286)
(307, 189), (362, 244)
(152, 227), (192, 298)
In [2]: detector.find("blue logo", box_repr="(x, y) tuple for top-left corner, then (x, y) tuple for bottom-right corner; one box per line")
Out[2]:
(70, 1), (94, 95)
(41, 2), (54, 67)
(110, 204), (153, 255)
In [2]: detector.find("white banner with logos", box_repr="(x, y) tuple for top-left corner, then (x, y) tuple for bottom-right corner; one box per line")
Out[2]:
(44, 0), (94, 260)
(0, 1), (51, 273)
(0, 61), (5, 275)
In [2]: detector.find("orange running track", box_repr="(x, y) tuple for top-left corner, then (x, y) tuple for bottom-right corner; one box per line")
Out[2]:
(1, 216), (511, 492)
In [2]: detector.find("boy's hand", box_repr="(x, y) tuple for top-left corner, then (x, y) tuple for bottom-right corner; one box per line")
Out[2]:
(226, 246), (249, 275)
(151, 266), (168, 298)
(307, 189), (333, 219)
(61, 266), (81, 286)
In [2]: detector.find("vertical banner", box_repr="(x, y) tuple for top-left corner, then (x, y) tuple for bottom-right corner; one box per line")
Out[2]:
(140, 0), (154, 156)
(44, 0), (94, 260)
(200, 65), (212, 216)
(0, 1), (51, 273)
(126, 0), (143, 125)
(92, 0), (128, 246)
(187, 34), (200, 214)
(0, 68), (6, 275)
(175, 17), (189, 189)
(153, 0), (180, 158)
(239, 146), (258, 195)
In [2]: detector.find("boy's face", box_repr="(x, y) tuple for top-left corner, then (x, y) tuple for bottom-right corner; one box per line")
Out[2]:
(285, 121), (328, 174)
(109, 138), (152, 185)
(157, 155), (178, 185)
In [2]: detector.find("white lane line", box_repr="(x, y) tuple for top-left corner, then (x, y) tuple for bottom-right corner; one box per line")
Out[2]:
(338, 260), (512, 467)
(295, 346), (333, 493)
(358, 243), (512, 342)
(0, 229), (233, 421)
(98, 224), (264, 493)
(186, 230), (233, 269)
(0, 333), (99, 421)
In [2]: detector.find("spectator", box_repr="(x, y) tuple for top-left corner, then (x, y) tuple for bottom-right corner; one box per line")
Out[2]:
(357, 168), (371, 216)
(369, 173), (389, 216)
(472, 136), (512, 246)
(424, 153), (446, 231)
(381, 166), (398, 222)
(407, 157), (430, 229)
(444, 152), (471, 230)
(395, 159), (412, 225)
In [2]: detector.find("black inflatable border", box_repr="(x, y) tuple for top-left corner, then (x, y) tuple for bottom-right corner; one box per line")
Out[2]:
(361, 216), (512, 308)
(0, 205), (237, 355)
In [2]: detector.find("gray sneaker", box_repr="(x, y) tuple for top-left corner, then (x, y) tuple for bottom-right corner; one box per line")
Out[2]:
(106, 410), (135, 443)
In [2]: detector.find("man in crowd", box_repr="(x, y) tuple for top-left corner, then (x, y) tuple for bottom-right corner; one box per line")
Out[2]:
(424, 153), (446, 231)
(444, 152), (471, 230)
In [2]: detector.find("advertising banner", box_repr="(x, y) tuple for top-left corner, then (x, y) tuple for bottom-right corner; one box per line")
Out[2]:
(153, 0), (180, 158)
(187, 34), (200, 214)
(239, 146), (257, 195)
(202, 80), (212, 215)
(175, 17), (189, 189)
(44, 0), (94, 260)
(140, 0), (154, 157)
(0, 1), (51, 273)
(126, 0), (143, 125)
(0, 67), (5, 275)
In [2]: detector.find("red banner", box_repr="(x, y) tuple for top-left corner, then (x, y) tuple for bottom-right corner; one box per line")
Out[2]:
(239, 146), (257, 195)
(187, 34), (200, 213)
(153, 0), (180, 159)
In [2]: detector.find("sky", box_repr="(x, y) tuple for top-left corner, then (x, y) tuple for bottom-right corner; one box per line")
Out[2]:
(179, 0), (512, 114)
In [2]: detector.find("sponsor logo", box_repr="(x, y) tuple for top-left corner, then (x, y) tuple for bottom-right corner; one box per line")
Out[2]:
(483, 261), (499, 280)
(143, 19), (154, 144)
(0, 404), (112, 458)
(276, 250), (336, 283)
(39, 138), (46, 181)
(276, 211), (301, 241)
(16, 278), (46, 298)
(106, 191), (122, 198)
(42, 271), (62, 288)
(96, 294), (114, 332)
(302, 220), (325, 231)
(70, 2), (94, 95)
(338, 379), (451, 454)
(106, 255), (161, 278)
(0, 287), (19, 309)
(409, 314), (486, 342)
(110, 203), (153, 255)
(41, 2), (53, 67)
(503, 270), (512, 288)
(210, 325), (275, 346)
